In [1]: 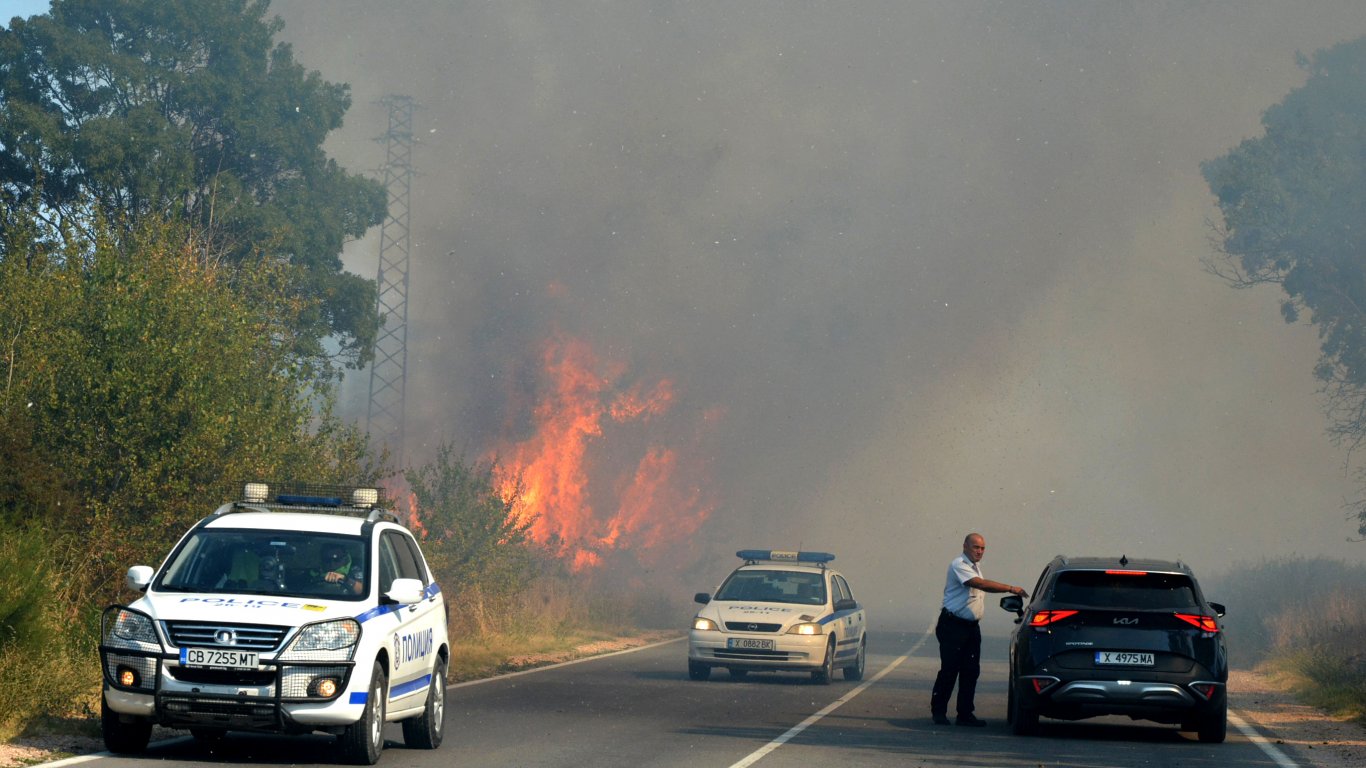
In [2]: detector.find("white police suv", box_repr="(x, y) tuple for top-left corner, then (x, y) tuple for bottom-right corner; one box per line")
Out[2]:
(688, 550), (867, 683)
(99, 483), (449, 764)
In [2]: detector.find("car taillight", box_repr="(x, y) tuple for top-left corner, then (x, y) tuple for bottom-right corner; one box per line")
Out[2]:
(1105, 570), (1148, 576)
(1029, 609), (1078, 626)
(1175, 613), (1219, 632)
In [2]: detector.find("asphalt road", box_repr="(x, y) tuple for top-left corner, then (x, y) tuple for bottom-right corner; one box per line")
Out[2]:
(84, 627), (1311, 768)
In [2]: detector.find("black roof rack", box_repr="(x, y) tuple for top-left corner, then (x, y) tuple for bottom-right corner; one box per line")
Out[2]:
(214, 482), (399, 523)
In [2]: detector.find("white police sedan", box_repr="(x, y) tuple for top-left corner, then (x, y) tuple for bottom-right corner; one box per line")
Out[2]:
(688, 550), (866, 684)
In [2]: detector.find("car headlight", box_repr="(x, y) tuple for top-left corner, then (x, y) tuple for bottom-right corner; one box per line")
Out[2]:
(104, 607), (160, 651)
(692, 617), (719, 631)
(280, 619), (361, 662)
(787, 622), (823, 636)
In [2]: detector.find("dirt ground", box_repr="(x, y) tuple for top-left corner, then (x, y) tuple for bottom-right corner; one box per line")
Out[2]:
(1227, 668), (1365, 768)
(3, 660), (1360, 767)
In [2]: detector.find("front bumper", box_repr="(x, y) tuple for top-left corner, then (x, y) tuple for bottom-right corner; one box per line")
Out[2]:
(687, 630), (829, 672)
(101, 648), (362, 731)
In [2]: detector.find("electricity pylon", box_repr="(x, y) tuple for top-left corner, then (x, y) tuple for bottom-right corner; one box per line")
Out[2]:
(366, 94), (415, 466)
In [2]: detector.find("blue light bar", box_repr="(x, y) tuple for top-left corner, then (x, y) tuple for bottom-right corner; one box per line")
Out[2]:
(275, 494), (343, 507)
(736, 549), (836, 564)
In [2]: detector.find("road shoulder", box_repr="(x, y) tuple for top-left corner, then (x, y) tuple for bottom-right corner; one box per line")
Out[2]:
(1230, 668), (1365, 768)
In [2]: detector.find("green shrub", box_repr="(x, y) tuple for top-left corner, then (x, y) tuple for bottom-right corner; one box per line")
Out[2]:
(0, 529), (103, 740)
(0, 526), (48, 652)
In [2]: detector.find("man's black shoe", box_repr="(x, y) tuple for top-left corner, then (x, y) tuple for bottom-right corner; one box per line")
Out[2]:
(931, 713), (952, 725)
(956, 715), (987, 727)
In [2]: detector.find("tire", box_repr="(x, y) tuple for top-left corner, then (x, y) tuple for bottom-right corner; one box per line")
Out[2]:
(339, 661), (387, 765)
(843, 636), (866, 681)
(101, 692), (152, 754)
(402, 658), (446, 750)
(727, 668), (749, 681)
(811, 639), (835, 685)
(1010, 679), (1039, 736)
(1197, 694), (1227, 744)
(688, 660), (711, 681)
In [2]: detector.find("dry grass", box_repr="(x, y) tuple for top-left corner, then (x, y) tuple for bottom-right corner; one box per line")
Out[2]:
(0, 642), (101, 742)
(1207, 557), (1366, 725)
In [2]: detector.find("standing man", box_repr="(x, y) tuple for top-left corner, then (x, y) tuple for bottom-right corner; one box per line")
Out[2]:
(930, 532), (1028, 726)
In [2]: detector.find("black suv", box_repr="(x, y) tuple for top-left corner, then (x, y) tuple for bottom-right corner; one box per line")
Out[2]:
(999, 555), (1228, 742)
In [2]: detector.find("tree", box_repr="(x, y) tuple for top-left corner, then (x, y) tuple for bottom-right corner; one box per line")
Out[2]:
(1202, 36), (1366, 537)
(0, 213), (379, 597)
(0, 0), (386, 373)
(405, 445), (538, 602)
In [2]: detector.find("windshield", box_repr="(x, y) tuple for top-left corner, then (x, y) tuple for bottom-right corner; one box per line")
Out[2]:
(1051, 571), (1199, 610)
(714, 569), (826, 606)
(155, 529), (369, 601)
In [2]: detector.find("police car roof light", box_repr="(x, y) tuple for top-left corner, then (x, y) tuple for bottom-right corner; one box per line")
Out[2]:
(276, 494), (343, 507)
(736, 549), (836, 564)
(243, 482), (269, 503)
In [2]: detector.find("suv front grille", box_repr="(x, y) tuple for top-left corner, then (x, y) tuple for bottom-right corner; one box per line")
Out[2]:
(163, 621), (288, 651)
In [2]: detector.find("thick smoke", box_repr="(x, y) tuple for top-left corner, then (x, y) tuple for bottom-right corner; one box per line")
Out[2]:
(274, 0), (1366, 627)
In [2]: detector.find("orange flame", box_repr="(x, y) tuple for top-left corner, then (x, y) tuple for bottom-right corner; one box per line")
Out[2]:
(492, 333), (713, 571)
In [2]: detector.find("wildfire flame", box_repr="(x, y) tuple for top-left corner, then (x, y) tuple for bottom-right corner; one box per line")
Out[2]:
(491, 332), (714, 571)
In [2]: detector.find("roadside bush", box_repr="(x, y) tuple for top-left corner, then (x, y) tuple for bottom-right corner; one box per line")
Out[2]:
(406, 444), (539, 609)
(1205, 556), (1366, 722)
(0, 528), (102, 741)
(1202, 556), (1366, 663)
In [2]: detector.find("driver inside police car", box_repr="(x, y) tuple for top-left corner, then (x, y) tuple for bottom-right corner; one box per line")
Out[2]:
(317, 543), (363, 594)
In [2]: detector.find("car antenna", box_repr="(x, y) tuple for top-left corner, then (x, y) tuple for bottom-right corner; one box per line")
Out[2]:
(1120, 554), (1129, 566)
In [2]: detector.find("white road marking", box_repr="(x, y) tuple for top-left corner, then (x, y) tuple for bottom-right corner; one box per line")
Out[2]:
(1229, 710), (1301, 768)
(27, 755), (108, 768)
(448, 635), (686, 688)
(727, 626), (934, 768)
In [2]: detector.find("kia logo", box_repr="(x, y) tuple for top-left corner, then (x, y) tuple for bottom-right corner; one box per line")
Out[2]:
(1114, 618), (1138, 625)
(215, 629), (237, 645)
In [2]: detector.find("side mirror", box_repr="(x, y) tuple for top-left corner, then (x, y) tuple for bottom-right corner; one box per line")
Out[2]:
(126, 565), (153, 592)
(1208, 601), (1226, 618)
(1000, 594), (1024, 616)
(694, 592), (711, 605)
(834, 598), (858, 613)
(385, 577), (425, 605)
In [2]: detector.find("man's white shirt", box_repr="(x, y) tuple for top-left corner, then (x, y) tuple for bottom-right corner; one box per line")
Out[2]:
(943, 552), (984, 621)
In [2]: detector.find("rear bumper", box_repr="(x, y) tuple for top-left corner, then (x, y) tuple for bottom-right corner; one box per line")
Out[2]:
(1020, 675), (1225, 723)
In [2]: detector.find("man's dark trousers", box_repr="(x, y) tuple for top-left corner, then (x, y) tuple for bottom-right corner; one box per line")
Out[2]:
(930, 609), (981, 718)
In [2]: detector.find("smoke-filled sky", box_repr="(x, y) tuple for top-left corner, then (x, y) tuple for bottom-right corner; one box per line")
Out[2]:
(272, 0), (1366, 624)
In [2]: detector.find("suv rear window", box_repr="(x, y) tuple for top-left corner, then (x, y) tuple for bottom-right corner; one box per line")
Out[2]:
(1050, 571), (1199, 609)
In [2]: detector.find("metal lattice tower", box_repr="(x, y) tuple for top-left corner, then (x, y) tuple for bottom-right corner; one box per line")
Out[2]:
(367, 95), (415, 465)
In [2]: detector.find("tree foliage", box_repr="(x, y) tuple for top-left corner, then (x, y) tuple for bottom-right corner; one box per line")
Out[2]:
(1202, 37), (1366, 536)
(405, 445), (539, 600)
(0, 213), (379, 602)
(0, 0), (386, 373)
